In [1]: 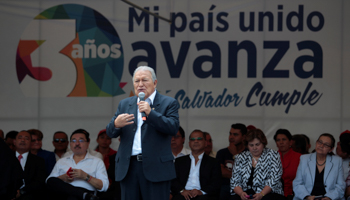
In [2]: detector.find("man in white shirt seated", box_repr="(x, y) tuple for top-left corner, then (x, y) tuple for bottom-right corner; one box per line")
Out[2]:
(171, 126), (191, 158)
(46, 129), (109, 200)
(171, 130), (221, 200)
(52, 131), (103, 161)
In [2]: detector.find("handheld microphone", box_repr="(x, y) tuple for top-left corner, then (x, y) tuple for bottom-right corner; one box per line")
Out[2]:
(138, 92), (147, 121)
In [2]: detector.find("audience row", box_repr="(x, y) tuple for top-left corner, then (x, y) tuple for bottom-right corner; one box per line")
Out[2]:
(0, 125), (349, 200)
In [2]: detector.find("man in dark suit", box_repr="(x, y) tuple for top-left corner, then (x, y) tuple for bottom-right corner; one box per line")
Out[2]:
(106, 66), (180, 200)
(13, 130), (46, 200)
(171, 130), (222, 200)
(28, 129), (56, 176)
(0, 139), (23, 200)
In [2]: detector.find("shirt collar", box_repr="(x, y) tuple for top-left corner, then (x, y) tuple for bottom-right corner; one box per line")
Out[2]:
(67, 151), (93, 160)
(138, 90), (156, 105)
(16, 151), (29, 159)
(189, 152), (204, 160)
(148, 90), (156, 105)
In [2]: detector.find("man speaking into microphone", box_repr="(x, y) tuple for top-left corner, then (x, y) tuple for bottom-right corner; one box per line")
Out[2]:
(106, 66), (180, 200)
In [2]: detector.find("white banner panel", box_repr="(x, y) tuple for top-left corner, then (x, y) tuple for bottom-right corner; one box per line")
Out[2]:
(0, 0), (349, 152)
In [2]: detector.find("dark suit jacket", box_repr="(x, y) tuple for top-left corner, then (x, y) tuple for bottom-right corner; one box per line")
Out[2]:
(0, 140), (23, 200)
(21, 153), (46, 200)
(171, 154), (222, 197)
(106, 91), (180, 182)
(37, 148), (56, 176)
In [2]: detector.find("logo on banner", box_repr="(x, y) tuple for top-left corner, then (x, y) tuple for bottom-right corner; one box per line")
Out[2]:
(16, 4), (126, 97)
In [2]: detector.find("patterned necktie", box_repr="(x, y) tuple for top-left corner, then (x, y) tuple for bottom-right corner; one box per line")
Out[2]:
(18, 154), (23, 162)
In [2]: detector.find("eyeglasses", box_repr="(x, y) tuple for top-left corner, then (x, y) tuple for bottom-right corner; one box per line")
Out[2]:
(71, 139), (86, 143)
(317, 140), (331, 148)
(54, 138), (67, 143)
(190, 137), (203, 141)
(31, 139), (42, 142)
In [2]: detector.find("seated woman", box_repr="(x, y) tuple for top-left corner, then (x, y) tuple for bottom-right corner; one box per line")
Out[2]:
(293, 133), (346, 200)
(274, 129), (301, 199)
(230, 129), (285, 200)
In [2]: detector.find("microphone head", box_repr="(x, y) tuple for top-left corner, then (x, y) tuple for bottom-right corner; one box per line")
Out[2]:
(138, 92), (145, 100)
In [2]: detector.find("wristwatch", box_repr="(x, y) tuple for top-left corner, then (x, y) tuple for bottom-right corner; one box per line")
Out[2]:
(180, 189), (184, 193)
(85, 174), (90, 182)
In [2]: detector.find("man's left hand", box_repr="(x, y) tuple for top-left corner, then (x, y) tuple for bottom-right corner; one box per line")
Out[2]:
(70, 168), (87, 180)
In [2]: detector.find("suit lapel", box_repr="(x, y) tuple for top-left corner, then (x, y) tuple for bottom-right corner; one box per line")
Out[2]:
(24, 153), (32, 180)
(199, 154), (207, 178)
(140, 92), (159, 140)
(129, 96), (138, 127)
(151, 92), (160, 112)
(323, 154), (333, 184)
(182, 156), (192, 184)
(308, 153), (316, 186)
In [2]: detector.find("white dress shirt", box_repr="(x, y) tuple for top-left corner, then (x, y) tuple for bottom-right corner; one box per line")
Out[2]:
(16, 151), (29, 170)
(185, 152), (206, 195)
(173, 147), (191, 158)
(132, 90), (156, 155)
(63, 149), (103, 160)
(47, 152), (109, 192)
(16, 151), (28, 189)
(208, 150), (217, 158)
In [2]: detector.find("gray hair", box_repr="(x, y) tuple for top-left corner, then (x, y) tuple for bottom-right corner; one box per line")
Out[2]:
(132, 66), (157, 82)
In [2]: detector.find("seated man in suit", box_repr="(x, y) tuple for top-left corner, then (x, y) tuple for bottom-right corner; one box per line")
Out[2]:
(46, 129), (109, 200)
(171, 130), (221, 200)
(13, 130), (46, 200)
(0, 138), (23, 200)
(172, 126), (191, 158)
(28, 129), (56, 176)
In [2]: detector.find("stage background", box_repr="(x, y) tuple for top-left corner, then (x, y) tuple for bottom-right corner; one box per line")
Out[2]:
(0, 0), (349, 152)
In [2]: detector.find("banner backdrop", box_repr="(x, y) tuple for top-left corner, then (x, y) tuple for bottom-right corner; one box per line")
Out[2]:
(0, 0), (349, 152)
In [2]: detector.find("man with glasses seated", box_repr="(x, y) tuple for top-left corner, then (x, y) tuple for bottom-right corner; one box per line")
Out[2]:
(52, 131), (69, 161)
(171, 129), (221, 200)
(62, 132), (103, 161)
(46, 129), (109, 200)
(14, 130), (46, 200)
(171, 126), (191, 158)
